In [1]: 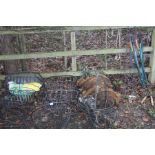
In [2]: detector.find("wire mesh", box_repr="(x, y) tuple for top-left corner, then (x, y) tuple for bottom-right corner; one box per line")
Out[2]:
(25, 31), (71, 72)
(30, 75), (118, 129)
(31, 77), (80, 128)
(76, 72), (119, 128)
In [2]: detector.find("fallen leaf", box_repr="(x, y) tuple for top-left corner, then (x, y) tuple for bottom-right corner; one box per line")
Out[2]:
(142, 116), (149, 122)
(124, 110), (130, 114)
(16, 120), (21, 124)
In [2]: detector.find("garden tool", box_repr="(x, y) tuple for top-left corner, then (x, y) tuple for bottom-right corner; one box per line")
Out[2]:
(130, 33), (148, 87)
(130, 33), (154, 105)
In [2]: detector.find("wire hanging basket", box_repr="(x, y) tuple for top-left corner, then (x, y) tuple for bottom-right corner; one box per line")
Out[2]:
(3, 72), (44, 107)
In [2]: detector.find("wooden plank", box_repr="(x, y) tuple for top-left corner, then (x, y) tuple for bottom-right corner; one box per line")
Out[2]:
(63, 31), (68, 68)
(0, 46), (152, 61)
(71, 32), (77, 71)
(149, 29), (155, 84)
(64, 26), (135, 31)
(0, 26), (139, 35)
(0, 67), (151, 80)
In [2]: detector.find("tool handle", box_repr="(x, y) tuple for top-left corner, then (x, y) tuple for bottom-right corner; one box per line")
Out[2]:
(151, 96), (154, 106)
(130, 42), (133, 51)
(135, 39), (139, 50)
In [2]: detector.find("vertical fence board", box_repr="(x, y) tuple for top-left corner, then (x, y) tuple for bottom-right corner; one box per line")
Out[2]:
(71, 32), (77, 71)
(149, 29), (155, 84)
(63, 31), (68, 69)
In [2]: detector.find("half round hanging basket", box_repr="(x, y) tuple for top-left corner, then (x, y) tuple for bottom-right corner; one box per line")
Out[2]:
(4, 72), (44, 106)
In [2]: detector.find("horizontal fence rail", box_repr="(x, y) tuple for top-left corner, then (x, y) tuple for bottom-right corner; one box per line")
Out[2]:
(0, 47), (152, 61)
(0, 67), (151, 80)
(0, 26), (136, 35)
(0, 26), (154, 35)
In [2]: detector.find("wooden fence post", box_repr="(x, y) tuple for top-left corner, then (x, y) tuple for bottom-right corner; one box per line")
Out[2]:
(63, 31), (68, 69)
(149, 29), (155, 84)
(71, 32), (77, 71)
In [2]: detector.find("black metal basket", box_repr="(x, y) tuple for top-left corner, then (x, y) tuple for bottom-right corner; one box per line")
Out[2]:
(31, 76), (80, 128)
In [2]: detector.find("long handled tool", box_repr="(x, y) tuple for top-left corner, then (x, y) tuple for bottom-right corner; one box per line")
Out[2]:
(136, 33), (148, 85)
(130, 33), (154, 106)
(130, 33), (148, 87)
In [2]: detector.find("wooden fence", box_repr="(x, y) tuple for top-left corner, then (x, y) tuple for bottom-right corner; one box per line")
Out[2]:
(0, 27), (154, 83)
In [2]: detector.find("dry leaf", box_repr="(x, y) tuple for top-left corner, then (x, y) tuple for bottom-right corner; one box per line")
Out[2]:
(142, 116), (149, 122)
(124, 110), (130, 114)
